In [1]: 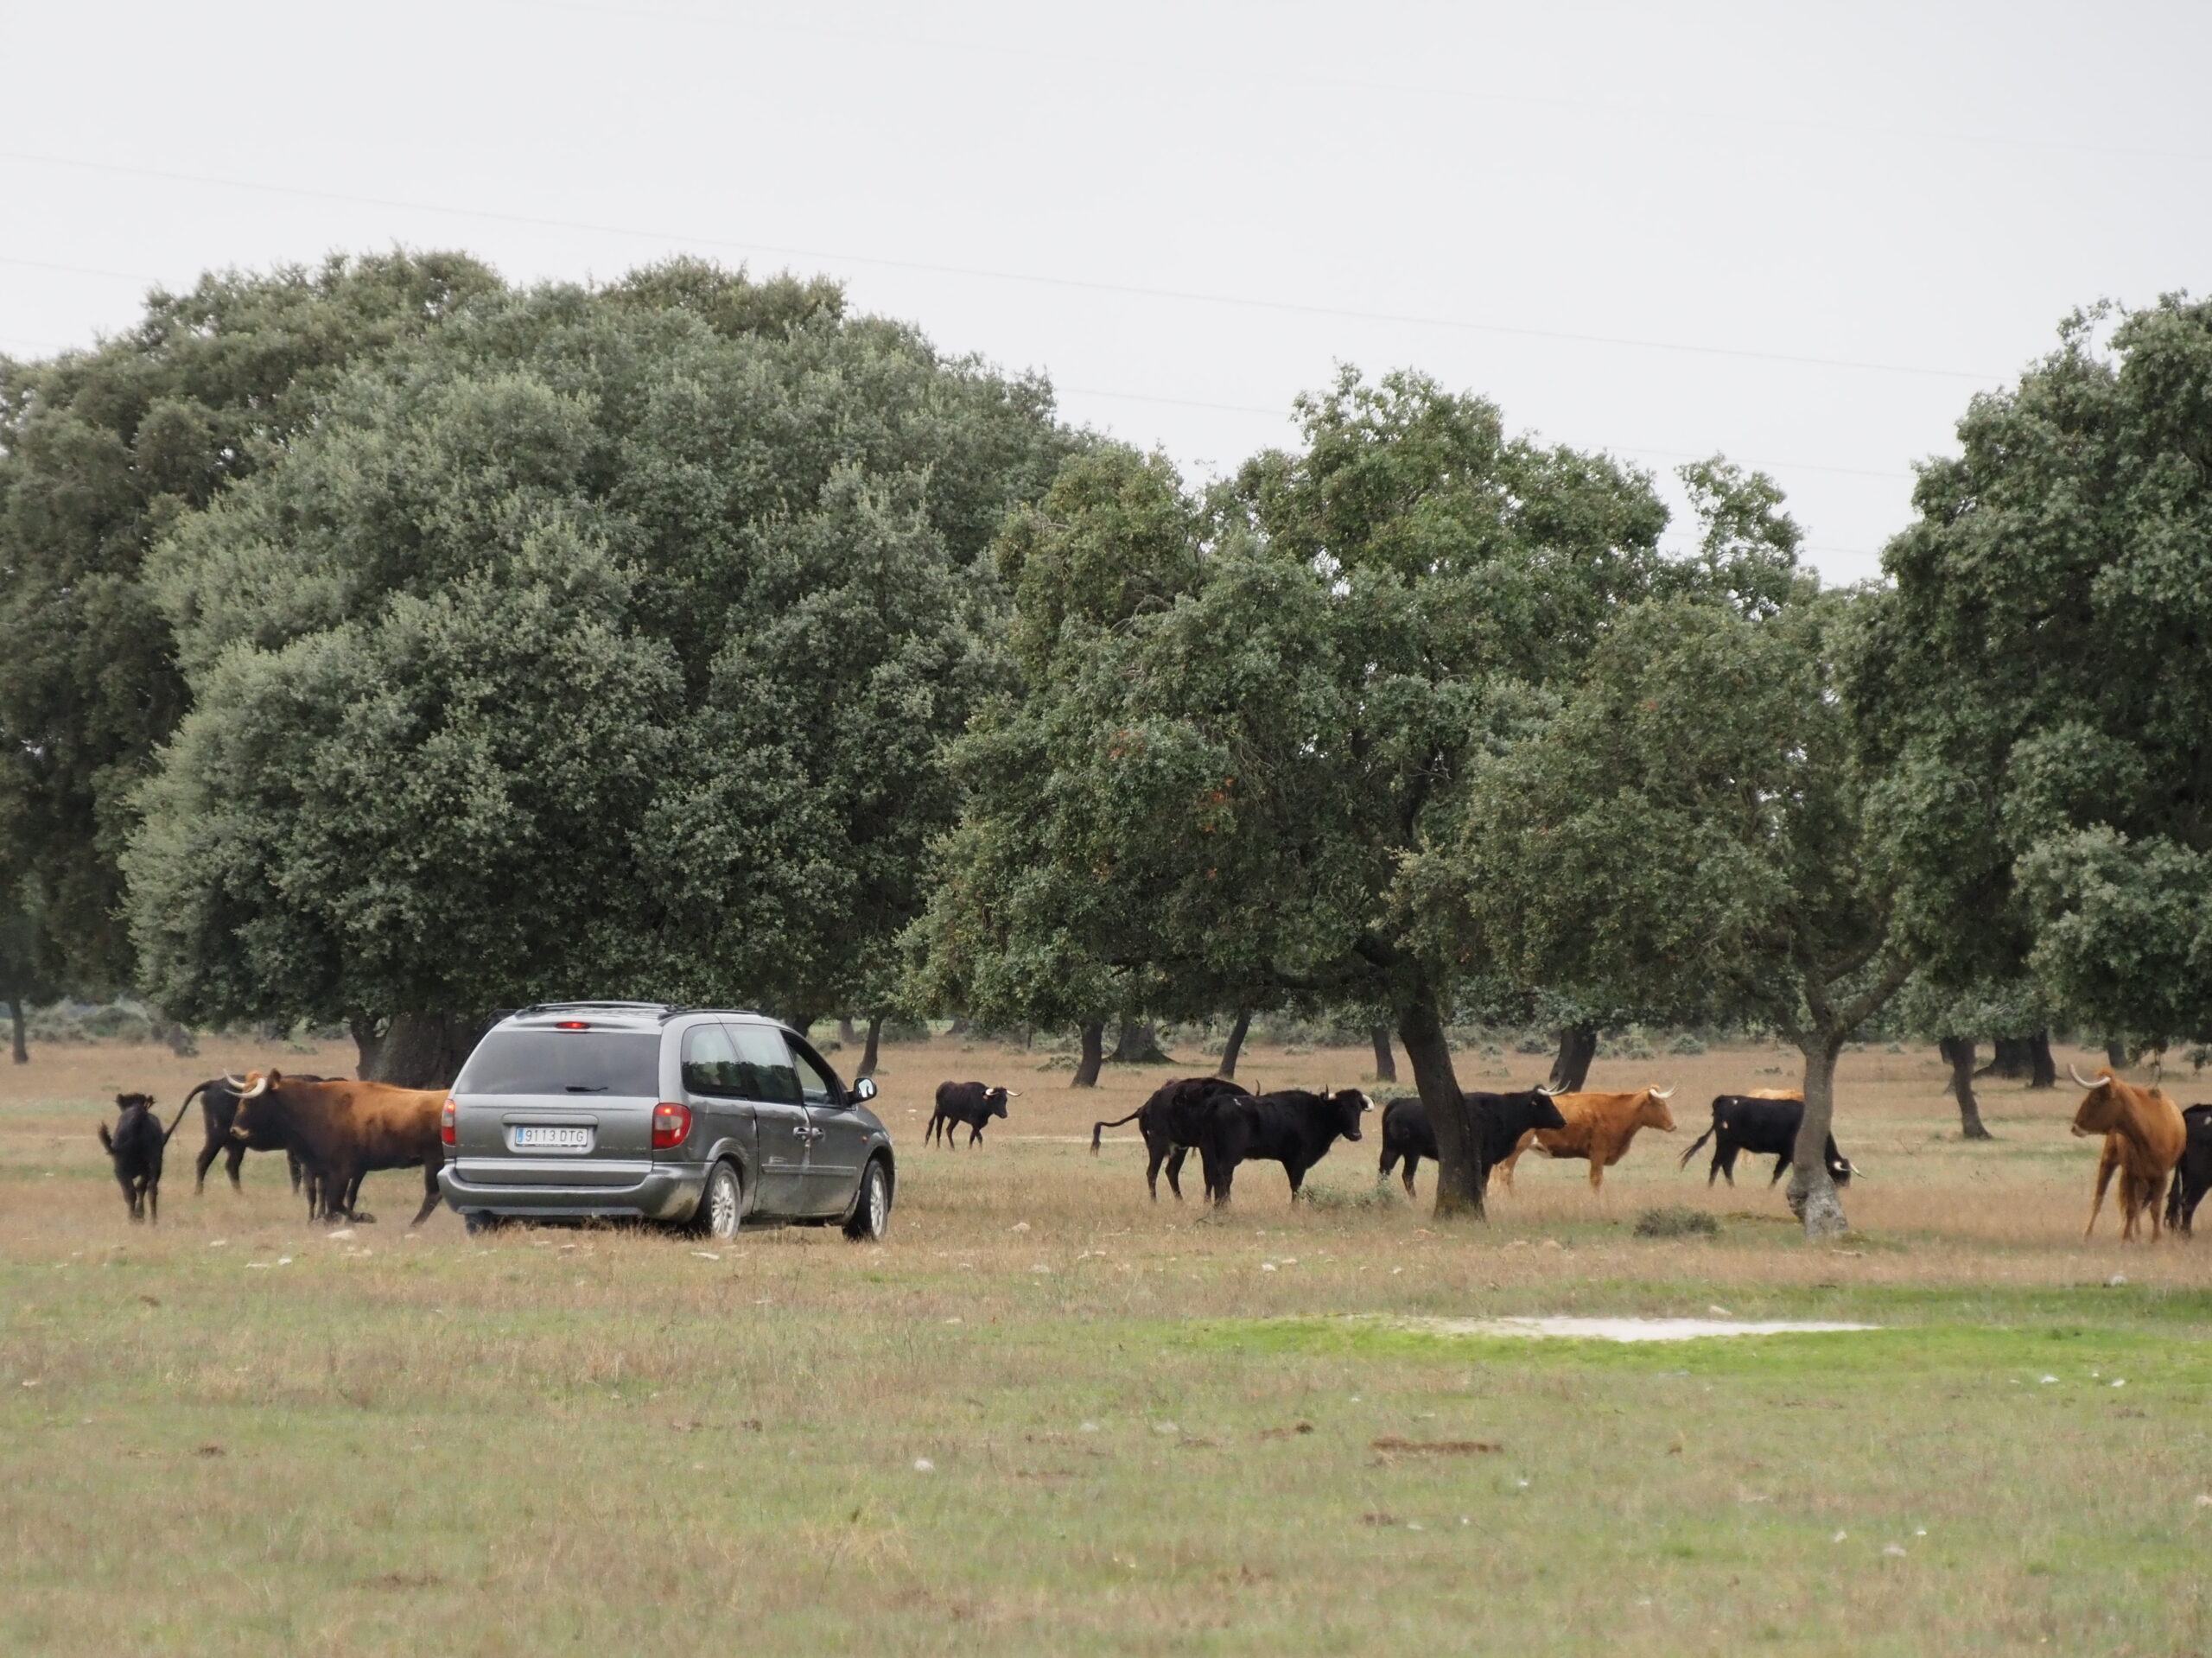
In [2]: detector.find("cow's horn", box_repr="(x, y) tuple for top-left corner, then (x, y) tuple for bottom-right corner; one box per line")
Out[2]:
(2069, 1063), (2103, 1089)
(1535, 1083), (1559, 1096)
(1651, 1085), (1676, 1100)
(221, 1072), (247, 1089)
(1006, 1090), (1022, 1098)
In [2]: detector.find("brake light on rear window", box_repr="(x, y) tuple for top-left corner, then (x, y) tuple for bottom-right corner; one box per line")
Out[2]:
(651, 1101), (692, 1149)
(440, 1098), (457, 1146)
(556, 1020), (590, 1030)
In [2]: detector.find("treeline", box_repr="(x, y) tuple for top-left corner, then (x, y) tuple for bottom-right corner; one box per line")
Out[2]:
(3, 260), (2207, 1232)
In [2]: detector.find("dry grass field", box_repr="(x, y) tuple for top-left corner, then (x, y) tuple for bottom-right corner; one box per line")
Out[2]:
(4, 1032), (2210, 1655)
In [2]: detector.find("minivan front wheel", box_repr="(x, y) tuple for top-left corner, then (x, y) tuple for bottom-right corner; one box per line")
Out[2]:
(844, 1158), (892, 1242)
(694, 1162), (744, 1240)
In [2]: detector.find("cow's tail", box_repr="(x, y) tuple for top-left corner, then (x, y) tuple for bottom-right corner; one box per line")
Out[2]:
(1676, 1125), (1715, 1171)
(162, 1079), (215, 1147)
(1090, 1109), (1143, 1154)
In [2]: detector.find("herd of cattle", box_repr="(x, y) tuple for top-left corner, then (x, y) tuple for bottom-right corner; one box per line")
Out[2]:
(87, 1056), (2212, 1243)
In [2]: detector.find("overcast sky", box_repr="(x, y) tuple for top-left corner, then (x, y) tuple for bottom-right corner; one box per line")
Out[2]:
(4, 1), (2207, 582)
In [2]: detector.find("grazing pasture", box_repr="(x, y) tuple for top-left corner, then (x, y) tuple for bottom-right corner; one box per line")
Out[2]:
(3, 1035), (2210, 1655)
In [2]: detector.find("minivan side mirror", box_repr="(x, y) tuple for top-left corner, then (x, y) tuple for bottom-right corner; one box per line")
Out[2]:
(849, 1076), (878, 1104)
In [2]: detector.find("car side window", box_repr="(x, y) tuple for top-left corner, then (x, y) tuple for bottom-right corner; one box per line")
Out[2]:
(788, 1041), (840, 1109)
(681, 1024), (745, 1097)
(728, 1025), (803, 1106)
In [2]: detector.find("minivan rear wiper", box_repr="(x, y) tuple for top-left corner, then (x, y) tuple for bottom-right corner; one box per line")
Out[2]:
(565, 1084), (609, 1093)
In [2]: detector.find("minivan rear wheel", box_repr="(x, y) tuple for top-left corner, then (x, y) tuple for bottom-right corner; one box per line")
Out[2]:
(844, 1158), (892, 1242)
(694, 1161), (743, 1240)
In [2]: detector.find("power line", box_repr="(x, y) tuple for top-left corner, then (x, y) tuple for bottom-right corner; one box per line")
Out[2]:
(0, 148), (2008, 384)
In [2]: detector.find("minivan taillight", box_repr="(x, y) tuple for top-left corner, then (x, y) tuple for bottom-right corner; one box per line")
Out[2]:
(441, 1098), (458, 1146)
(651, 1102), (692, 1150)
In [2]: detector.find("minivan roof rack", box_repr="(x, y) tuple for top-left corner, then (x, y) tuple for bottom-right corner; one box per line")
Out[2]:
(511, 1001), (676, 1018)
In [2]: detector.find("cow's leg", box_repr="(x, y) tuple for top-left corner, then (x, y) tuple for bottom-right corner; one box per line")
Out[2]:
(1286, 1159), (1307, 1201)
(1402, 1153), (1419, 1197)
(2085, 1143), (2120, 1239)
(286, 1150), (303, 1193)
(1144, 1139), (1166, 1201)
(227, 1140), (250, 1191)
(1768, 1151), (1792, 1187)
(116, 1169), (139, 1219)
(1165, 1146), (1189, 1202)
(410, 1163), (442, 1228)
(147, 1177), (158, 1225)
(1378, 1146), (1397, 1185)
(2147, 1172), (2171, 1242)
(1492, 1150), (1519, 1191)
(969, 1122), (983, 1147)
(1709, 1147), (1732, 1187)
(194, 1136), (222, 1195)
(343, 1171), (372, 1223)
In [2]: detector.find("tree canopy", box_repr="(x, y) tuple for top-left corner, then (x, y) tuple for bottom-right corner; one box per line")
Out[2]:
(1856, 295), (2212, 1046)
(0, 252), (505, 993)
(123, 261), (1075, 1079)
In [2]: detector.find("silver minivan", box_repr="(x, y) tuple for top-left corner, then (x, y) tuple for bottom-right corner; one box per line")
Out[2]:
(436, 1002), (895, 1240)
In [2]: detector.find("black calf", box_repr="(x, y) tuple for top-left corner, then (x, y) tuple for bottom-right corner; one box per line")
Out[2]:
(98, 1092), (189, 1223)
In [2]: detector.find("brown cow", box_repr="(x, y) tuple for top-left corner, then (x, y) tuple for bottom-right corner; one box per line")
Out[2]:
(1491, 1085), (1677, 1193)
(229, 1070), (446, 1227)
(2070, 1064), (2185, 1242)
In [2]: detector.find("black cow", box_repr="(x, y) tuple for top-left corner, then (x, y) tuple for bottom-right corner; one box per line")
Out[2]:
(1202, 1088), (1373, 1204)
(1676, 1095), (1859, 1188)
(98, 1092), (189, 1222)
(1376, 1089), (1569, 1197)
(928, 1081), (1018, 1147)
(1090, 1076), (1250, 1199)
(187, 1074), (312, 1196)
(2163, 1105), (2212, 1236)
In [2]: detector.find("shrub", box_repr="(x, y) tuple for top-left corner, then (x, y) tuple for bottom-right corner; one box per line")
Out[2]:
(1634, 1206), (1720, 1239)
(1513, 1031), (1551, 1056)
(1667, 1033), (1707, 1055)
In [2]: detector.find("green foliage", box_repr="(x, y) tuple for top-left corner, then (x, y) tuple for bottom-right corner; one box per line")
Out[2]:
(1456, 594), (1909, 1049)
(1857, 296), (2212, 1042)
(0, 252), (505, 993)
(124, 266), (1075, 1028)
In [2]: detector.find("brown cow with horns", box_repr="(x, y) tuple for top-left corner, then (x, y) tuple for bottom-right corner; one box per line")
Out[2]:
(1491, 1084), (1678, 1193)
(228, 1070), (447, 1227)
(2070, 1064), (2185, 1242)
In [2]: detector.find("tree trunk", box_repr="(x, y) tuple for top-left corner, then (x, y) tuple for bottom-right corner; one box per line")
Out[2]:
(1549, 1023), (1598, 1092)
(1399, 985), (1484, 1219)
(1786, 1035), (1850, 1239)
(1940, 1036), (1991, 1140)
(2026, 1031), (2056, 1089)
(1070, 1021), (1105, 1088)
(858, 1014), (884, 1079)
(838, 1016), (858, 1045)
(1370, 1025), (1398, 1084)
(1109, 1019), (1171, 1064)
(1977, 1036), (2031, 1079)
(7, 998), (24, 1065)
(1217, 1010), (1251, 1080)
(353, 1013), (479, 1088)
(2105, 1037), (2128, 1070)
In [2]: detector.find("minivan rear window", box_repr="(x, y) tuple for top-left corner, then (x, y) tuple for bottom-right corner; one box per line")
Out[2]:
(455, 1031), (663, 1096)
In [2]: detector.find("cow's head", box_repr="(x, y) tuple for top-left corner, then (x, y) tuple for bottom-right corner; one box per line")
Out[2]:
(1528, 1084), (1569, 1134)
(1329, 1089), (1374, 1142)
(226, 1070), (281, 1141)
(1638, 1086), (1678, 1132)
(987, 1087), (1014, 1119)
(2069, 1064), (2129, 1136)
(1827, 1147), (1859, 1186)
(114, 1091), (156, 1116)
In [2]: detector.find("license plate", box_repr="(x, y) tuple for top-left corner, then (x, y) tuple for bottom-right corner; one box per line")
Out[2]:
(511, 1125), (592, 1153)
